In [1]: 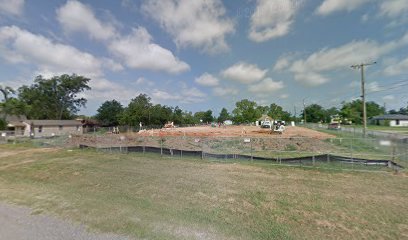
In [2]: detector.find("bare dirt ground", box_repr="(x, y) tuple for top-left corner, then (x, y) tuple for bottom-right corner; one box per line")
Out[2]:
(136, 126), (335, 139)
(69, 126), (337, 154)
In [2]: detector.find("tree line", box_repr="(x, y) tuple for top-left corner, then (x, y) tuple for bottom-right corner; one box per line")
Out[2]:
(1, 74), (407, 129)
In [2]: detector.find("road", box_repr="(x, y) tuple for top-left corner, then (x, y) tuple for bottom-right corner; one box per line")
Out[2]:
(0, 202), (132, 240)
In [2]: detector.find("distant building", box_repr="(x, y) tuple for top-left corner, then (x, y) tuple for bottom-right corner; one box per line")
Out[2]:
(1, 115), (84, 137)
(27, 120), (83, 137)
(257, 114), (273, 126)
(0, 114), (27, 135)
(370, 114), (408, 127)
(223, 120), (233, 125)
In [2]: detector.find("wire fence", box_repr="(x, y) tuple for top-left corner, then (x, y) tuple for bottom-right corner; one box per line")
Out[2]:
(69, 133), (407, 172)
(2, 124), (407, 172)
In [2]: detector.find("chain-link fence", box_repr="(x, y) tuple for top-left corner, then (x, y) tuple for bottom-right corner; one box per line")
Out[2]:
(69, 133), (407, 172)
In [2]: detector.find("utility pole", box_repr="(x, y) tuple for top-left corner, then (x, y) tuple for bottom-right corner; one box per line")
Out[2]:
(293, 105), (297, 122)
(351, 62), (376, 136)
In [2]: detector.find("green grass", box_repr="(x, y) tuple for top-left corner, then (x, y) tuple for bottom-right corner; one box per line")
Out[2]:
(0, 144), (407, 239)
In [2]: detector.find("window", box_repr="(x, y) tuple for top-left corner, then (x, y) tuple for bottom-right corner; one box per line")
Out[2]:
(38, 126), (43, 133)
(59, 125), (63, 130)
(396, 119), (400, 125)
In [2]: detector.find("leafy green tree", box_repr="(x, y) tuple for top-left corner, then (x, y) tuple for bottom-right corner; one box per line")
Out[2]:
(194, 110), (213, 123)
(232, 99), (260, 124)
(267, 103), (291, 121)
(95, 100), (123, 126)
(171, 106), (184, 124)
(325, 107), (340, 123)
(341, 100), (385, 124)
(256, 105), (269, 115)
(182, 111), (196, 124)
(0, 85), (15, 102)
(120, 94), (152, 126)
(302, 104), (326, 123)
(0, 118), (6, 130)
(18, 74), (91, 119)
(0, 85), (16, 121)
(149, 104), (172, 126)
(217, 108), (230, 122)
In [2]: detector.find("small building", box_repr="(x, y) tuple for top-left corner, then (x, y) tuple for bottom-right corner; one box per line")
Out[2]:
(257, 114), (273, 126)
(0, 114), (27, 136)
(28, 120), (83, 137)
(370, 114), (408, 127)
(223, 120), (233, 125)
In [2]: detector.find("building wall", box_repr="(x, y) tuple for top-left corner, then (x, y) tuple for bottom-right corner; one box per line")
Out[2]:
(32, 125), (83, 137)
(390, 120), (408, 127)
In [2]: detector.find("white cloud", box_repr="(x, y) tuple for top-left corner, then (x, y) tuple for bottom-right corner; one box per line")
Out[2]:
(151, 86), (206, 104)
(380, 0), (408, 17)
(0, 0), (24, 16)
(102, 58), (124, 72)
(287, 33), (408, 86)
(0, 25), (103, 77)
(315, 0), (370, 16)
(142, 0), (234, 53)
(56, 0), (117, 41)
(195, 73), (219, 87)
(248, 78), (284, 93)
(212, 86), (239, 97)
(384, 56), (408, 76)
(382, 95), (395, 101)
(109, 27), (190, 74)
(221, 62), (267, 84)
(86, 78), (136, 102)
(135, 77), (154, 87)
(273, 55), (292, 71)
(280, 94), (289, 99)
(249, 0), (302, 42)
(366, 81), (383, 92)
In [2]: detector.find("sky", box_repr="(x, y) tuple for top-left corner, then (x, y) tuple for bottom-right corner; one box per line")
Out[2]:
(0, 0), (407, 117)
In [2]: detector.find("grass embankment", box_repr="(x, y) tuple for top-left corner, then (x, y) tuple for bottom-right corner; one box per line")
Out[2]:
(0, 144), (407, 239)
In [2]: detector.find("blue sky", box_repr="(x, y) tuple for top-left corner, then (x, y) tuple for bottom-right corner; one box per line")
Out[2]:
(0, 0), (407, 116)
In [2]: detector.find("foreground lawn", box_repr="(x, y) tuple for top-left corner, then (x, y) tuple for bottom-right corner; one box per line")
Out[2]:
(0, 144), (407, 239)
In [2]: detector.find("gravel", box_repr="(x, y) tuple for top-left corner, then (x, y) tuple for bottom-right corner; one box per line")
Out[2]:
(0, 202), (133, 240)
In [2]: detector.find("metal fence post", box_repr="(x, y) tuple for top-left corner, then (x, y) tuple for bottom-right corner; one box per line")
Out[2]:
(250, 138), (253, 162)
(160, 138), (163, 157)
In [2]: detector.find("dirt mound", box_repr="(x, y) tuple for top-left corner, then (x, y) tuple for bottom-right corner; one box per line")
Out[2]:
(136, 126), (335, 139)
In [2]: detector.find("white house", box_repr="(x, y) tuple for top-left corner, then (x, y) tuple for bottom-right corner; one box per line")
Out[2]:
(370, 114), (408, 127)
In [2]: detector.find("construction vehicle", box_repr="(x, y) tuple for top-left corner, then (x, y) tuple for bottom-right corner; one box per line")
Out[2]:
(272, 120), (285, 134)
(164, 121), (175, 128)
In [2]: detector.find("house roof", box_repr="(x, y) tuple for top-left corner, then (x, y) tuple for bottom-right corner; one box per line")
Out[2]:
(257, 114), (272, 121)
(0, 114), (27, 122)
(371, 114), (408, 120)
(27, 120), (82, 126)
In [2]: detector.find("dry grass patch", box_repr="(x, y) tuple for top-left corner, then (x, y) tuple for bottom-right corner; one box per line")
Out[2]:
(0, 144), (407, 239)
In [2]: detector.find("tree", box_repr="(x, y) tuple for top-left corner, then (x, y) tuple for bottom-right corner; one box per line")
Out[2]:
(0, 118), (6, 130)
(217, 108), (230, 122)
(0, 85), (15, 102)
(341, 100), (385, 124)
(232, 99), (260, 124)
(267, 103), (291, 121)
(302, 104), (326, 123)
(95, 100), (123, 126)
(120, 94), (152, 126)
(18, 74), (91, 119)
(0, 85), (17, 121)
(194, 110), (213, 123)
(325, 107), (340, 123)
